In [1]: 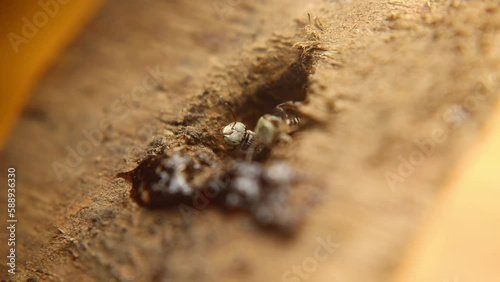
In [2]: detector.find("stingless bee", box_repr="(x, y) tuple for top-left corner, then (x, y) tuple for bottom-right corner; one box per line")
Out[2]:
(221, 101), (304, 160)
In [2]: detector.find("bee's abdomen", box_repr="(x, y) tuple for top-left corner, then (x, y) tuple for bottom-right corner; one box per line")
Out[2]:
(241, 130), (255, 150)
(286, 115), (301, 127)
(272, 101), (303, 131)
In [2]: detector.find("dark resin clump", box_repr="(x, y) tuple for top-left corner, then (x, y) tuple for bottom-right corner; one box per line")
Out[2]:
(223, 161), (297, 228)
(117, 151), (217, 208)
(118, 154), (200, 207)
(118, 152), (299, 232)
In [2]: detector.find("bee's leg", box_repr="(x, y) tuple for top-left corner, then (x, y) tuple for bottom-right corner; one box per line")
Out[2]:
(245, 143), (269, 162)
(245, 144), (256, 162)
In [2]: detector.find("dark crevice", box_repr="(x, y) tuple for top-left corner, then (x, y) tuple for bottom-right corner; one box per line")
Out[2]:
(233, 52), (313, 129)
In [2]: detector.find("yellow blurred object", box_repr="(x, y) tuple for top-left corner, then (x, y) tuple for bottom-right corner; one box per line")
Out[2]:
(0, 0), (105, 150)
(394, 100), (500, 282)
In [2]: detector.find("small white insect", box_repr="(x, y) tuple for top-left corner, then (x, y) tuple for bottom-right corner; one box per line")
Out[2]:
(221, 121), (254, 149)
(221, 101), (304, 160)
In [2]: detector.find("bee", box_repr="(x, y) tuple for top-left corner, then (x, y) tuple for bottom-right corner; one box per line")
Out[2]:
(221, 101), (304, 160)
(221, 121), (255, 149)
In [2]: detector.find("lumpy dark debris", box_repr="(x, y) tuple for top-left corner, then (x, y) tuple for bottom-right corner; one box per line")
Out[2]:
(119, 152), (298, 231)
(118, 153), (202, 208)
(224, 161), (297, 229)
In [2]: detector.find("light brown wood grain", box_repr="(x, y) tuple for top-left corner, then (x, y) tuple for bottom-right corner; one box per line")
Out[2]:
(395, 101), (500, 282)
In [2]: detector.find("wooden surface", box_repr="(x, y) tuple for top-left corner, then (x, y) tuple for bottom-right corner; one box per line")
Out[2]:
(395, 100), (500, 282)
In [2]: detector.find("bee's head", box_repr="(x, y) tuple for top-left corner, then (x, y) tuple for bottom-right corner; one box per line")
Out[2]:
(221, 122), (246, 146)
